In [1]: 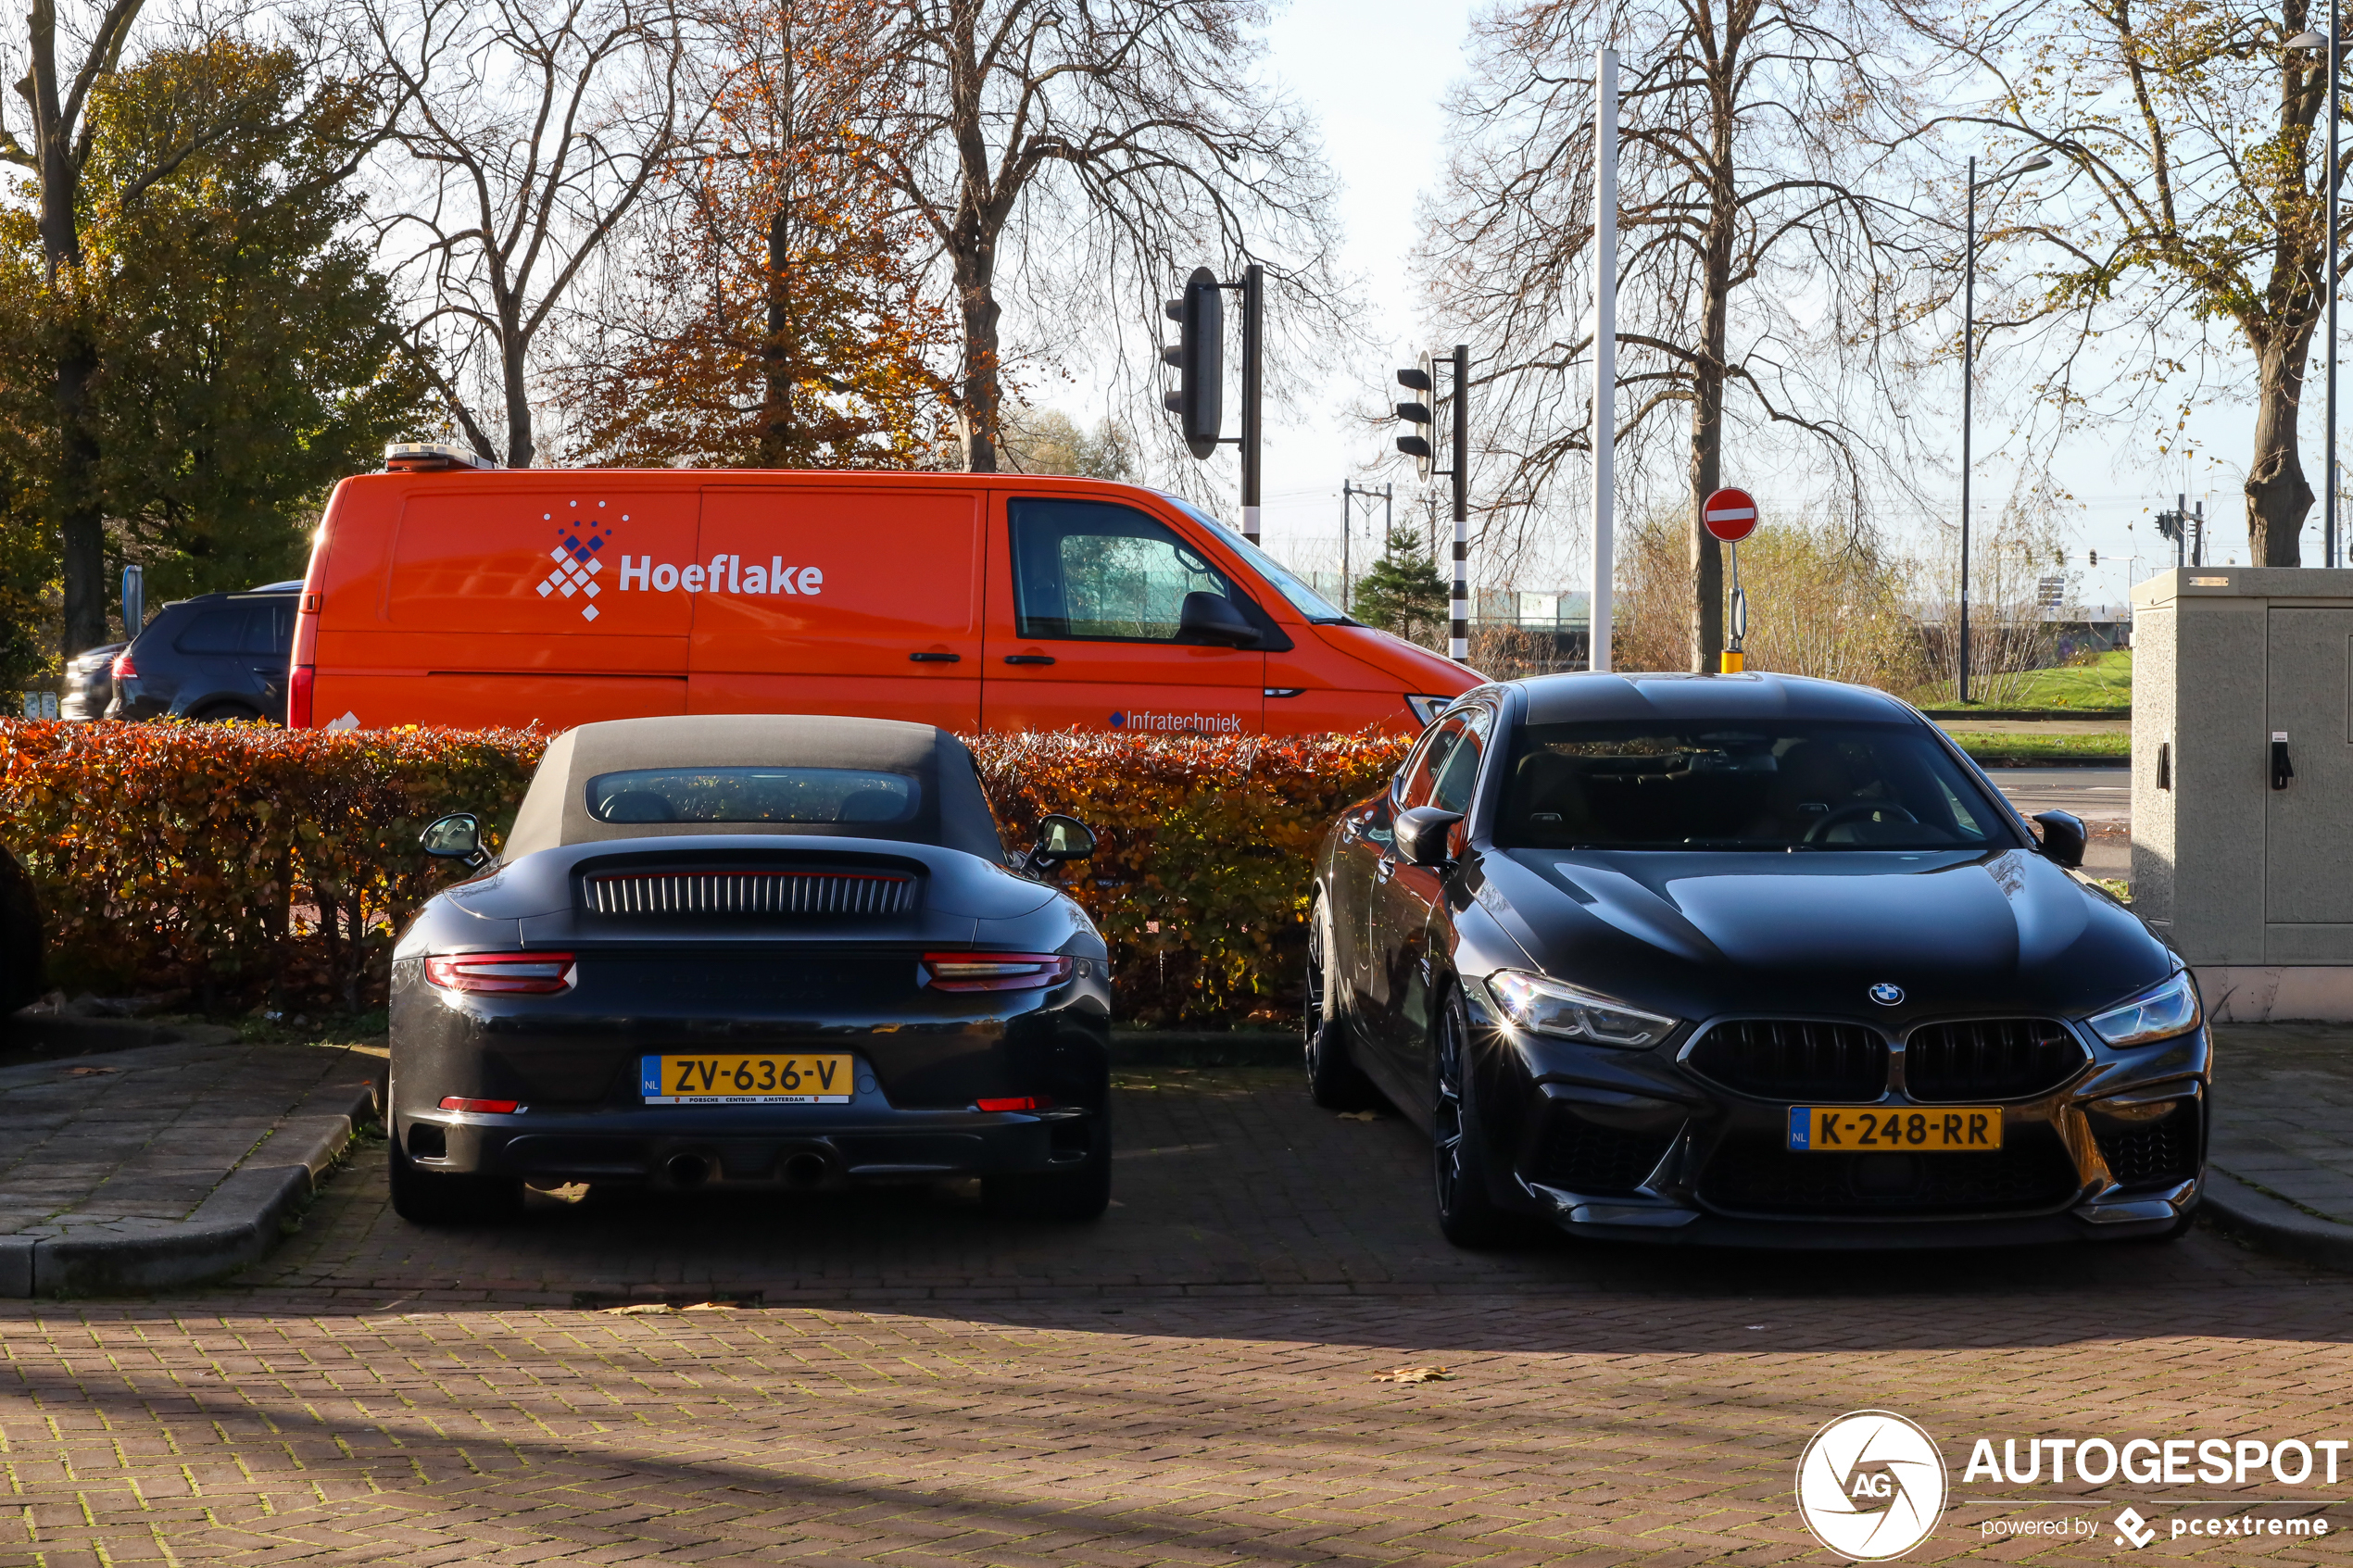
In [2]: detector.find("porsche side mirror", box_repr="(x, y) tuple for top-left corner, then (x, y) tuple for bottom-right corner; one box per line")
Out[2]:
(1026, 813), (1096, 875)
(1178, 591), (1260, 647)
(421, 811), (490, 870)
(1394, 806), (1464, 869)
(2032, 809), (2086, 870)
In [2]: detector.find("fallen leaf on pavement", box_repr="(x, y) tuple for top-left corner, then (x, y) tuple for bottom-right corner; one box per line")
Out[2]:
(64, 1066), (117, 1076)
(681, 1301), (740, 1311)
(601, 1302), (676, 1315)
(1373, 1366), (1452, 1383)
(1336, 1110), (1379, 1122)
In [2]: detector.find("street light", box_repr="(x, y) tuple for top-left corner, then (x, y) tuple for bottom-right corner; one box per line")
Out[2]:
(2294, 21), (2341, 569)
(1958, 150), (2053, 704)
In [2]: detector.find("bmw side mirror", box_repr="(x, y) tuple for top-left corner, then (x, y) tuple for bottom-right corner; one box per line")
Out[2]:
(421, 811), (490, 870)
(1177, 591), (1260, 647)
(1026, 813), (1096, 876)
(2032, 809), (2086, 870)
(1394, 806), (1465, 869)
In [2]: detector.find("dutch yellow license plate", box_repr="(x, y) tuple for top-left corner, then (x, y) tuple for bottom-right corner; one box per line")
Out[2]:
(1787, 1106), (2003, 1151)
(641, 1054), (855, 1105)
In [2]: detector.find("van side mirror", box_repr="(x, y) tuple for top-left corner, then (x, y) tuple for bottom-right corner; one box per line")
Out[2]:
(1394, 806), (1465, 868)
(421, 812), (490, 870)
(1178, 591), (1260, 647)
(1025, 813), (1096, 876)
(2032, 809), (2086, 870)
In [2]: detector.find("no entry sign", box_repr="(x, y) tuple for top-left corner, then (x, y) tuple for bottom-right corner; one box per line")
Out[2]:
(1703, 487), (1759, 543)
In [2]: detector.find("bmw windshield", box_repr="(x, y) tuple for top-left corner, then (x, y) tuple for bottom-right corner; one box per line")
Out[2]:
(1496, 720), (2023, 852)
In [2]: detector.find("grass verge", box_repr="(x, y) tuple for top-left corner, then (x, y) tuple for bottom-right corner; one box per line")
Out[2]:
(1911, 649), (2133, 712)
(1950, 730), (2130, 765)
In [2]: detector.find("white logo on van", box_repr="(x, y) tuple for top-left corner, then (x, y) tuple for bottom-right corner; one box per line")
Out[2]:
(616, 555), (824, 598)
(537, 502), (615, 621)
(1110, 708), (1243, 734)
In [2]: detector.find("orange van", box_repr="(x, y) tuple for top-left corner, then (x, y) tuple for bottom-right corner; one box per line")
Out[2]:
(290, 458), (1478, 736)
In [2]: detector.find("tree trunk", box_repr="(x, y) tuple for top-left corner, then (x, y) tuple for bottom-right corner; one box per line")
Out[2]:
(32, 11), (109, 657)
(2246, 337), (2314, 566)
(1687, 34), (1735, 673)
(955, 243), (1000, 473)
(761, 11), (795, 470)
(762, 207), (793, 467)
(502, 335), (535, 469)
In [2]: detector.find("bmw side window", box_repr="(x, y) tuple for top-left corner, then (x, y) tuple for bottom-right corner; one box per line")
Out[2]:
(1009, 498), (1245, 642)
(1429, 709), (1493, 814)
(1396, 716), (1470, 808)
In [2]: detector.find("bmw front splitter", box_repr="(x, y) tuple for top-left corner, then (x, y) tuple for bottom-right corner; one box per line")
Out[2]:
(1521, 1174), (2202, 1248)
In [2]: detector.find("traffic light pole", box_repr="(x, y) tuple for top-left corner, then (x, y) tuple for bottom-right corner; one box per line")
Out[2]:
(1450, 344), (1470, 664)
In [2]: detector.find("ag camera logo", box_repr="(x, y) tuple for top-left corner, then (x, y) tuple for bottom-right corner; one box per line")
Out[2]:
(1797, 1411), (1947, 1561)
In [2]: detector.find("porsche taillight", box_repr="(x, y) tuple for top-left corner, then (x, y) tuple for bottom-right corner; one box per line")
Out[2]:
(919, 953), (1072, 992)
(424, 952), (576, 994)
(110, 650), (136, 680)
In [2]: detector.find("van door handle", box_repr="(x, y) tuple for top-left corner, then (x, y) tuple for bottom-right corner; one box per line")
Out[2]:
(909, 651), (961, 663)
(1003, 654), (1055, 666)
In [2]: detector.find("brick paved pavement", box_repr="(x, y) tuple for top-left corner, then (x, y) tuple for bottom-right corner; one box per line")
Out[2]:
(1, 1068), (2347, 1566)
(2210, 1026), (2353, 1226)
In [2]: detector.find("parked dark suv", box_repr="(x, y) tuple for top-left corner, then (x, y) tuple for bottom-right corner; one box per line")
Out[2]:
(107, 582), (302, 723)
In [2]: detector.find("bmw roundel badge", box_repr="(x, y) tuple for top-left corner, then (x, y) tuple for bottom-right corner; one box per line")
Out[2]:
(1869, 983), (1905, 1007)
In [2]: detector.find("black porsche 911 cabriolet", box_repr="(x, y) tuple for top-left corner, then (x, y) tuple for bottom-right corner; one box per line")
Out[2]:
(1309, 672), (2208, 1249)
(387, 714), (1113, 1224)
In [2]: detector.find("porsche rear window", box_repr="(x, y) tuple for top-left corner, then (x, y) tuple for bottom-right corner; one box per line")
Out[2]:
(585, 768), (922, 825)
(1497, 721), (2015, 851)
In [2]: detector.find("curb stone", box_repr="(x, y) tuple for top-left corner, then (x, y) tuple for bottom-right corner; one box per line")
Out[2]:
(6, 1073), (380, 1298)
(2200, 1168), (2353, 1273)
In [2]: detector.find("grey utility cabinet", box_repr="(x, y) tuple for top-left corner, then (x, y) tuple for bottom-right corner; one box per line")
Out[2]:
(2133, 568), (2353, 1019)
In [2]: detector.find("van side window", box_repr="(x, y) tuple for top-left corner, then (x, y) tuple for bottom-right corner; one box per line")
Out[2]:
(1008, 498), (1250, 642)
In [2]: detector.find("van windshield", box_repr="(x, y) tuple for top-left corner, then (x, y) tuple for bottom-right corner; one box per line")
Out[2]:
(1156, 494), (1350, 622)
(585, 768), (923, 825)
(1497, 721), (2018, 851)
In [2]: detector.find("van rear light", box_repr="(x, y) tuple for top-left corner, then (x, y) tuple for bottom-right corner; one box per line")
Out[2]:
(288, 664), (314, 729)
(424, 952), (577, 994)
(438, 1097), (522, 1113)
(110, 650), (136, 680)
(920, 953), (1072, 992)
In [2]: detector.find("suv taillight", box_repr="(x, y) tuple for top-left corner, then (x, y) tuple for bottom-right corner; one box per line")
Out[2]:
(424, 952), (576, 994)
(110, 650), (136, 680)
(919, 953), (1072, 992)
(288, 664), (314, 729)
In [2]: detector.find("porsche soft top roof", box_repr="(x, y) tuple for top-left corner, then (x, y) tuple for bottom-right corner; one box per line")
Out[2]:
(502, 715), (1005, 861)
(1513, 671), (1920, 727)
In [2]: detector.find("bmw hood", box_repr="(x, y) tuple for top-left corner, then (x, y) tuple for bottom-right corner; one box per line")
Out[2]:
(1479, 847), (2176, 1027)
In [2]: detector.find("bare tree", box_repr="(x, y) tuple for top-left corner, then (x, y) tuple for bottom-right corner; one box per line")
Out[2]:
(857, 0), (1348, 474)
(1428, 0), (1934, 669)
(358, 0), (692, 468)
(1901, 0), (2336, 565)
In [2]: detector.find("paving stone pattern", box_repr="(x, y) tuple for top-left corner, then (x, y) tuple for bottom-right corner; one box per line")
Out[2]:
(0, 1068), (2349, 1565)
(2212, 1026), (2353, 1226)
(0, 1041), (382, 1244)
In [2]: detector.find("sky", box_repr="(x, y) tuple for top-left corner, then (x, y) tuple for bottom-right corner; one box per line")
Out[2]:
(1189, 0), (2341, 613)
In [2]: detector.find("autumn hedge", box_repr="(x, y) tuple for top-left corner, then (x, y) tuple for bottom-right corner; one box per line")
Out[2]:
(0, 721), (1410, 1024)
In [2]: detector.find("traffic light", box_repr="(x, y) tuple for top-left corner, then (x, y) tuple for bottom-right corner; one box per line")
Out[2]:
(1163, 266), (1224, 458)
(1395, 363), (1434, 476)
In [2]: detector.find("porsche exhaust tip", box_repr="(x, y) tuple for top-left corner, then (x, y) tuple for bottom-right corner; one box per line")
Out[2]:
(783, 1151), (829, 1188)
(666, 1153), (711, 1188)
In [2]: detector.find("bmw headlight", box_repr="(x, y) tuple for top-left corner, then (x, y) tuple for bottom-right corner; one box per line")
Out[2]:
(1484, 970), (1678, 1048)
(2085, 972), (2202, 1048)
